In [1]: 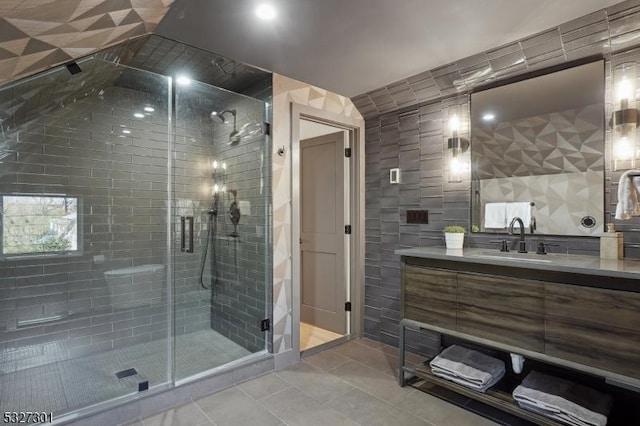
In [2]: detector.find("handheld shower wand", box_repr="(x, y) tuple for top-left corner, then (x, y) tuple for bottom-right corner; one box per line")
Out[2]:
(199, 191), (220, 290)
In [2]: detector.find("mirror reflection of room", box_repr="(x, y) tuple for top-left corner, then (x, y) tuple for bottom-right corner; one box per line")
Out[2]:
(470, 60), (605, 236)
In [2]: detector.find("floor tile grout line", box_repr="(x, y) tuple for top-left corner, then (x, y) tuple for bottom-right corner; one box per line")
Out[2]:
(248, 380), (294, 401)
(325, 348), (401, 379)
(314, 347), (431, 424)
(241, 376), (367, 426)
(293, 356), (409, 407)
(271, 371), (332, 405)
(191, 398), (219, 426)
(331, 355), (419, 400)
(235, 384), (291, 425)
(320, 365), (419, 411)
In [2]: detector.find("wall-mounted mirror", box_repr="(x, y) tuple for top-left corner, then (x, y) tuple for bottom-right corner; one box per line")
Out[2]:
(470, 60), (605, 236)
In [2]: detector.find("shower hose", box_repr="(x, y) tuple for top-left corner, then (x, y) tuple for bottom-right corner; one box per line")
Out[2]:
(199, 211), (218, 290)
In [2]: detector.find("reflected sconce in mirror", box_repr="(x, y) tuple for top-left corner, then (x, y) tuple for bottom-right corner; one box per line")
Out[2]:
(446, 110), (469, 183)
(612, 62), (639, 171)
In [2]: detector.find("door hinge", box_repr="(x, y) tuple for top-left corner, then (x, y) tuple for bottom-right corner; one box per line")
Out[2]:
(260, 318), (270, 331)
(345, 147), (351, 158)
(264, 122), (271, 136)
(345, 302), (352, 312)
(345, 225), (351, 235)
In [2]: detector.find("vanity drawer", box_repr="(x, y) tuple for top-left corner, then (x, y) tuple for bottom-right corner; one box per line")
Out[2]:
(545, 284), (640, 379)
(457, 272), (545, 352)
(545, 283), (640, 331)
(403, 266), (457, 329)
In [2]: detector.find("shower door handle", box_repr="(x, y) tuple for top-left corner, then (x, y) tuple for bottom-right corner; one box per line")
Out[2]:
(180, 217), (186, 252)
(186, 216), (194, 253)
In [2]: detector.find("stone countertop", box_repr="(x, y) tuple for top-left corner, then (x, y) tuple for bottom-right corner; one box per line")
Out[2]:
(395, 247), (640, 280)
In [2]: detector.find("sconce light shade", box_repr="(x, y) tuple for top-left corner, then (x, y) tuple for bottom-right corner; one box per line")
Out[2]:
(446, 111), (469, 183)
(612, 62), (639, 171)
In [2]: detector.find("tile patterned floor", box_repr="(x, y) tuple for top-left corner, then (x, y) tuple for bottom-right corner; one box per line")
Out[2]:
(0, 330), (251, 416)
(126, 338), (499, 426)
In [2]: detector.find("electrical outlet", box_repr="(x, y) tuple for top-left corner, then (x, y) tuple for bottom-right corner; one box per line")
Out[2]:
(407, 210), (429, 224)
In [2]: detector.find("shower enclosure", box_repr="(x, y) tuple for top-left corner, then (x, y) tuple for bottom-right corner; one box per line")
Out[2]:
(0, 36), (271, 420)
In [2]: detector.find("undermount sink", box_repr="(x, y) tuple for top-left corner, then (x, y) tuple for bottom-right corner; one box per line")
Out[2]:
(470, 253), (553, 263)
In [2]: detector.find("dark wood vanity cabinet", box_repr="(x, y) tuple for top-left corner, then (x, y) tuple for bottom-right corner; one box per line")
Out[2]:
(403, 266), (457, 329)
(402, 263), (640, 382)
(457, 272), (545, 352)
(545, 283), (640, 379)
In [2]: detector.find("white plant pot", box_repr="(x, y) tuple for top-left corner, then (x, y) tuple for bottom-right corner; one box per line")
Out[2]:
(445, 233), (464, 249)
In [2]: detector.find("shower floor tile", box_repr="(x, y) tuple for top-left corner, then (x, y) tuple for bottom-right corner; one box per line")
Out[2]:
(0, 330), (251, 417)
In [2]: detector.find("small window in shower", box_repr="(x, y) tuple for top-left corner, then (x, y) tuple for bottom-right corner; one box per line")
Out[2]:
(2, 195), (79, 255)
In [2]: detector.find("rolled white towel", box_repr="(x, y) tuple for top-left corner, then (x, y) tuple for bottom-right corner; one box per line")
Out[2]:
(615, 170), (640, 220)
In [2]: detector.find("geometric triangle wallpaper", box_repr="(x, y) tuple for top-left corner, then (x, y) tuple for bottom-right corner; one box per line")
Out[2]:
(479, 171), (604, 236)
(472, 103), (605, 180)
(0, 0), (174, 85)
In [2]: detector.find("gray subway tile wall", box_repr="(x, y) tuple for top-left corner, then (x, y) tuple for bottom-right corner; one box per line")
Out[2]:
(357, 1), (640, 352)
(0, 63), (173, 374)
(0, 58), (271, 382)
(352, 0), (640, 120)
(201, 97), (271, 354)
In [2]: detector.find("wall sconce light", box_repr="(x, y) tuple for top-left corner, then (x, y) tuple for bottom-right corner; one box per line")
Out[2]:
(446, 111), (469, 183)
(612, 62), (639, 171)
(211, 160), (227, 194)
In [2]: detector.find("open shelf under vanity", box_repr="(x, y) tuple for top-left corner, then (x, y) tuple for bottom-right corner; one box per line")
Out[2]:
(397, 250), (640, 426)
(412, 363), (561, 426)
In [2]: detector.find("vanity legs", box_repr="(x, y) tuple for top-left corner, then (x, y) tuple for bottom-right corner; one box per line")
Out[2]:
(398, 319), (422, 387)
(399, 322), (406, 386)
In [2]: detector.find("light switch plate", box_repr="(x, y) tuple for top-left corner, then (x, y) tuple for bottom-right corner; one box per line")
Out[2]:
(390, 168), (400, 184)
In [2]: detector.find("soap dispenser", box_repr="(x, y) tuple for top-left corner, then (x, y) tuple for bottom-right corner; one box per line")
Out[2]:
(600, 223), (623, 260)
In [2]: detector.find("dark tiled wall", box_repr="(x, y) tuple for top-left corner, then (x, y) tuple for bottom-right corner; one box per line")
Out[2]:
(198, 99), (271, 353)
(0, 73), (176, 370)
(359, 1), (640, 351)
(0, 63), (271, 373)
(173, 88), (270, 354)
(352, 1), (640, 119)
(364, 97), (472, 354)
(363, 96), (614, 353)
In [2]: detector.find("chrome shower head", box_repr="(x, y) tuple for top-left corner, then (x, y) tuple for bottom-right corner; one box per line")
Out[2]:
(211, 109), (236, 123)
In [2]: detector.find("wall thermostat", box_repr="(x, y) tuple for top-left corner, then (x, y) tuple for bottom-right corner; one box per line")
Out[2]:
(390, 168), (400, 184)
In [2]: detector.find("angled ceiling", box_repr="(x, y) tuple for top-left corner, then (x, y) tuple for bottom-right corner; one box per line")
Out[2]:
(0, 0), (174, 85)
(157, 0), (624, 97)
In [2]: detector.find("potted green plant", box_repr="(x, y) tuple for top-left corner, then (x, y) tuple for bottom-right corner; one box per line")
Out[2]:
(444, 225), (465, 249)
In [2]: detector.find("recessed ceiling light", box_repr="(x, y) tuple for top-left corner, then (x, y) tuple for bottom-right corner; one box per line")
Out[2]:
(134, 112), (145, 118)
(256, 3), (277, 20)
(482, 113), (496, 121)
(144, 106), (155, 112)
(176, 75), (191, 86)
(122, 129), (131, 134)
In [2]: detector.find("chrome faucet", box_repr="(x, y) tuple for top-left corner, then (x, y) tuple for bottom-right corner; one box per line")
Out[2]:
(508, 217), (527, 253)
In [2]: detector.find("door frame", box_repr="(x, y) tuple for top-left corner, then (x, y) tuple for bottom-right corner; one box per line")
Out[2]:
(291, 103), (365, 355)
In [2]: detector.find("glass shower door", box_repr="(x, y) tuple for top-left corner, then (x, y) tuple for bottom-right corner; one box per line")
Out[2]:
(173, 79), (269, 381)
(0, 59), (172, 418)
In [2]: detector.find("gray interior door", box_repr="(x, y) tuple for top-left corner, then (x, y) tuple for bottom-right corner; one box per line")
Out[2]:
(300, 131), (347, 334)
